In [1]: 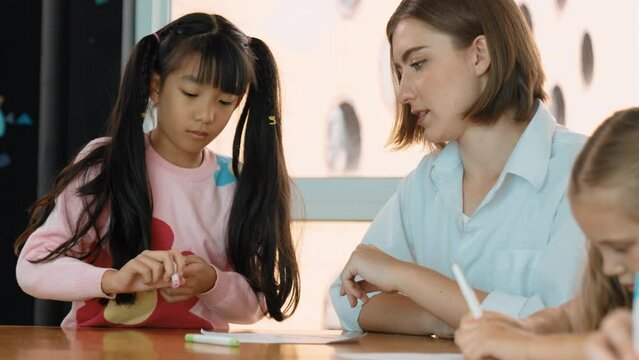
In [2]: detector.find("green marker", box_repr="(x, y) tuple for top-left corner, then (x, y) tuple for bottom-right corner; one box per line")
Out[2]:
(185, 333), (240, 347)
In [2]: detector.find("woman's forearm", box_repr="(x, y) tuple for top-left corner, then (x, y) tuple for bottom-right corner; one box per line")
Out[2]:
(359, 292), (454, 337)
(394, 262), (487, 327)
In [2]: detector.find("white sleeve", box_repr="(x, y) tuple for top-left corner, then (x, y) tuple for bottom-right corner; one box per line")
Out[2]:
(481, 195), (586, 317)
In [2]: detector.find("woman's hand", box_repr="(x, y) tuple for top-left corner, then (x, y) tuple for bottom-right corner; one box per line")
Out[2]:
(455, 312), (535, 360)
(159, 254), (218, 303)
(339, 244), (407, 307)
(101, 249), (186, 295)
(586, 309), (638, 360)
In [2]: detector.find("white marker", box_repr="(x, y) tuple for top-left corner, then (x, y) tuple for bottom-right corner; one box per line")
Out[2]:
(185, 333), (240, 347)
(452, 262), (483, 319)
(171, 261), (180, 289)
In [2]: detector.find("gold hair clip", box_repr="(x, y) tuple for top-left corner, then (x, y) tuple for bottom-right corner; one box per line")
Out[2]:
(268, 115), (277, 126)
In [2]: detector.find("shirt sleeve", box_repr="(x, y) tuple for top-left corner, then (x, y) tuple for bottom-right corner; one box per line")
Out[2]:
(481, 195), (586, 318)
(15, 171), (115, 302)
(329, 187), (416, 331)
(197, 264), (267, 324)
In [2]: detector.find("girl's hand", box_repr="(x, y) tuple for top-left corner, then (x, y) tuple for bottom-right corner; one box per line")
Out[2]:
(159, 254), (218, 303)
(338, 244), (406, 307)
(101, 250), (186, 295)
(455, 312), (535, 360)
(586, 309), (637, 360)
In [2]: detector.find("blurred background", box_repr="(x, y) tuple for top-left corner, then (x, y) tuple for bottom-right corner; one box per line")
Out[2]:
(1, 0), (638, 330)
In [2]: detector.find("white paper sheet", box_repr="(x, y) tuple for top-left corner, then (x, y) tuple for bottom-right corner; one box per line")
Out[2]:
(199, 329), (365, 344)
(336, 353), (462, 360)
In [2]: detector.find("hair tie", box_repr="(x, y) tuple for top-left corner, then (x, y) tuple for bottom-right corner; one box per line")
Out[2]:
(152, 32), (160, 43)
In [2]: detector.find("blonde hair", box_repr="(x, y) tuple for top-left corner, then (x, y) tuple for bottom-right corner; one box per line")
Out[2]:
(573, 244), (631, 331)
(570, 107), (639, 330)
(570, 107), (639, 219)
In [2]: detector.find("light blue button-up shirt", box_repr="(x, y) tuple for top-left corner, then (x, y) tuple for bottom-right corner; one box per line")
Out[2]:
(330, 102), (587, 331)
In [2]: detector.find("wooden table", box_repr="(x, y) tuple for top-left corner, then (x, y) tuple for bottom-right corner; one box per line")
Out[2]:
(0, 326), (458, 359)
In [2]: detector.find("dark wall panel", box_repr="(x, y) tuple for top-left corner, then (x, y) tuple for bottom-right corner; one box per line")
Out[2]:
(0, 0), (122, 325)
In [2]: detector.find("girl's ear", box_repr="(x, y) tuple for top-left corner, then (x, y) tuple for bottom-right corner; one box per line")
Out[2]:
(469, 35), (491, 76)
(149, 73), (161, 103)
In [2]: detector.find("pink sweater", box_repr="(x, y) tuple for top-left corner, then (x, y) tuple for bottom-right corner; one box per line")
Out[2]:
(16, 136), (265, 329)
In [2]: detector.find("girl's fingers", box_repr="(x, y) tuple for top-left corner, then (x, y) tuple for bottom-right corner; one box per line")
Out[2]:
(603, 326), (633, 360)
(135, 250), (185, 284)
(126, 259), (154, 285)
(140, 250), (170, 278)
(600, 311), (633, 359)
(137, 252), (166, 284)
(159, 288), (192, 303)
(158, 250), (185, 278)
(586, 333), (618, 360)
(159, 285), (191, 297)
(168, 251), (186, 288)
(171, 250), (186, 277)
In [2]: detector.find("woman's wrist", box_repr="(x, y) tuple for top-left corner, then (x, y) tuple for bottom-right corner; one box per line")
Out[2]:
(394, 261), (427, 295)
(393, 260), (413, 293)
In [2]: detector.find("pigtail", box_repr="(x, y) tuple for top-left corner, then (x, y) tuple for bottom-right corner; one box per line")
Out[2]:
(228, 37), (300, 321)
(14, 33), (160, 305)
(102, 33), (159, 304)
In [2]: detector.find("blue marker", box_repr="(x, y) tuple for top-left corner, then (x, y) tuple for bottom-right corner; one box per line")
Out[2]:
(634, 273), (639, 352)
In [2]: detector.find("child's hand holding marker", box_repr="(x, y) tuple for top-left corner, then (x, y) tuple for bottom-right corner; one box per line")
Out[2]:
(455, 311), (536, 360)
(586, 273), (639, 360)
(452, 263), (534, 360)
(586, 309), (635, 360)
(585, 273), (639, 360)
(100, 249), (186, 296)
(160, 254), (218, 303)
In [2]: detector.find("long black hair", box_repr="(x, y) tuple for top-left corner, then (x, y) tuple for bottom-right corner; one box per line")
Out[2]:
(15, 13), (300, 320)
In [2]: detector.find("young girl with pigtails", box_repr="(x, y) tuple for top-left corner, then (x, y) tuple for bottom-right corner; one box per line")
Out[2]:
(15, 12), (300, 329)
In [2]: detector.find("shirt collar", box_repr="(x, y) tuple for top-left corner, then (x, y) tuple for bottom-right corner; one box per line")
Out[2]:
(502, 101), (556, 191)
(430, 100), (556, 191)
(430, 141), (462, 185)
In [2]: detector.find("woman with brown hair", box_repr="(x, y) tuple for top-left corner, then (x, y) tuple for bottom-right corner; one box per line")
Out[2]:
(330, 0), (586, 337)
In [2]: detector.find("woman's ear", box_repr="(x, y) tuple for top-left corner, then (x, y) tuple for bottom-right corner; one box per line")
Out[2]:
(470, 35), (491, 76)
(149, 73), (161, 103)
